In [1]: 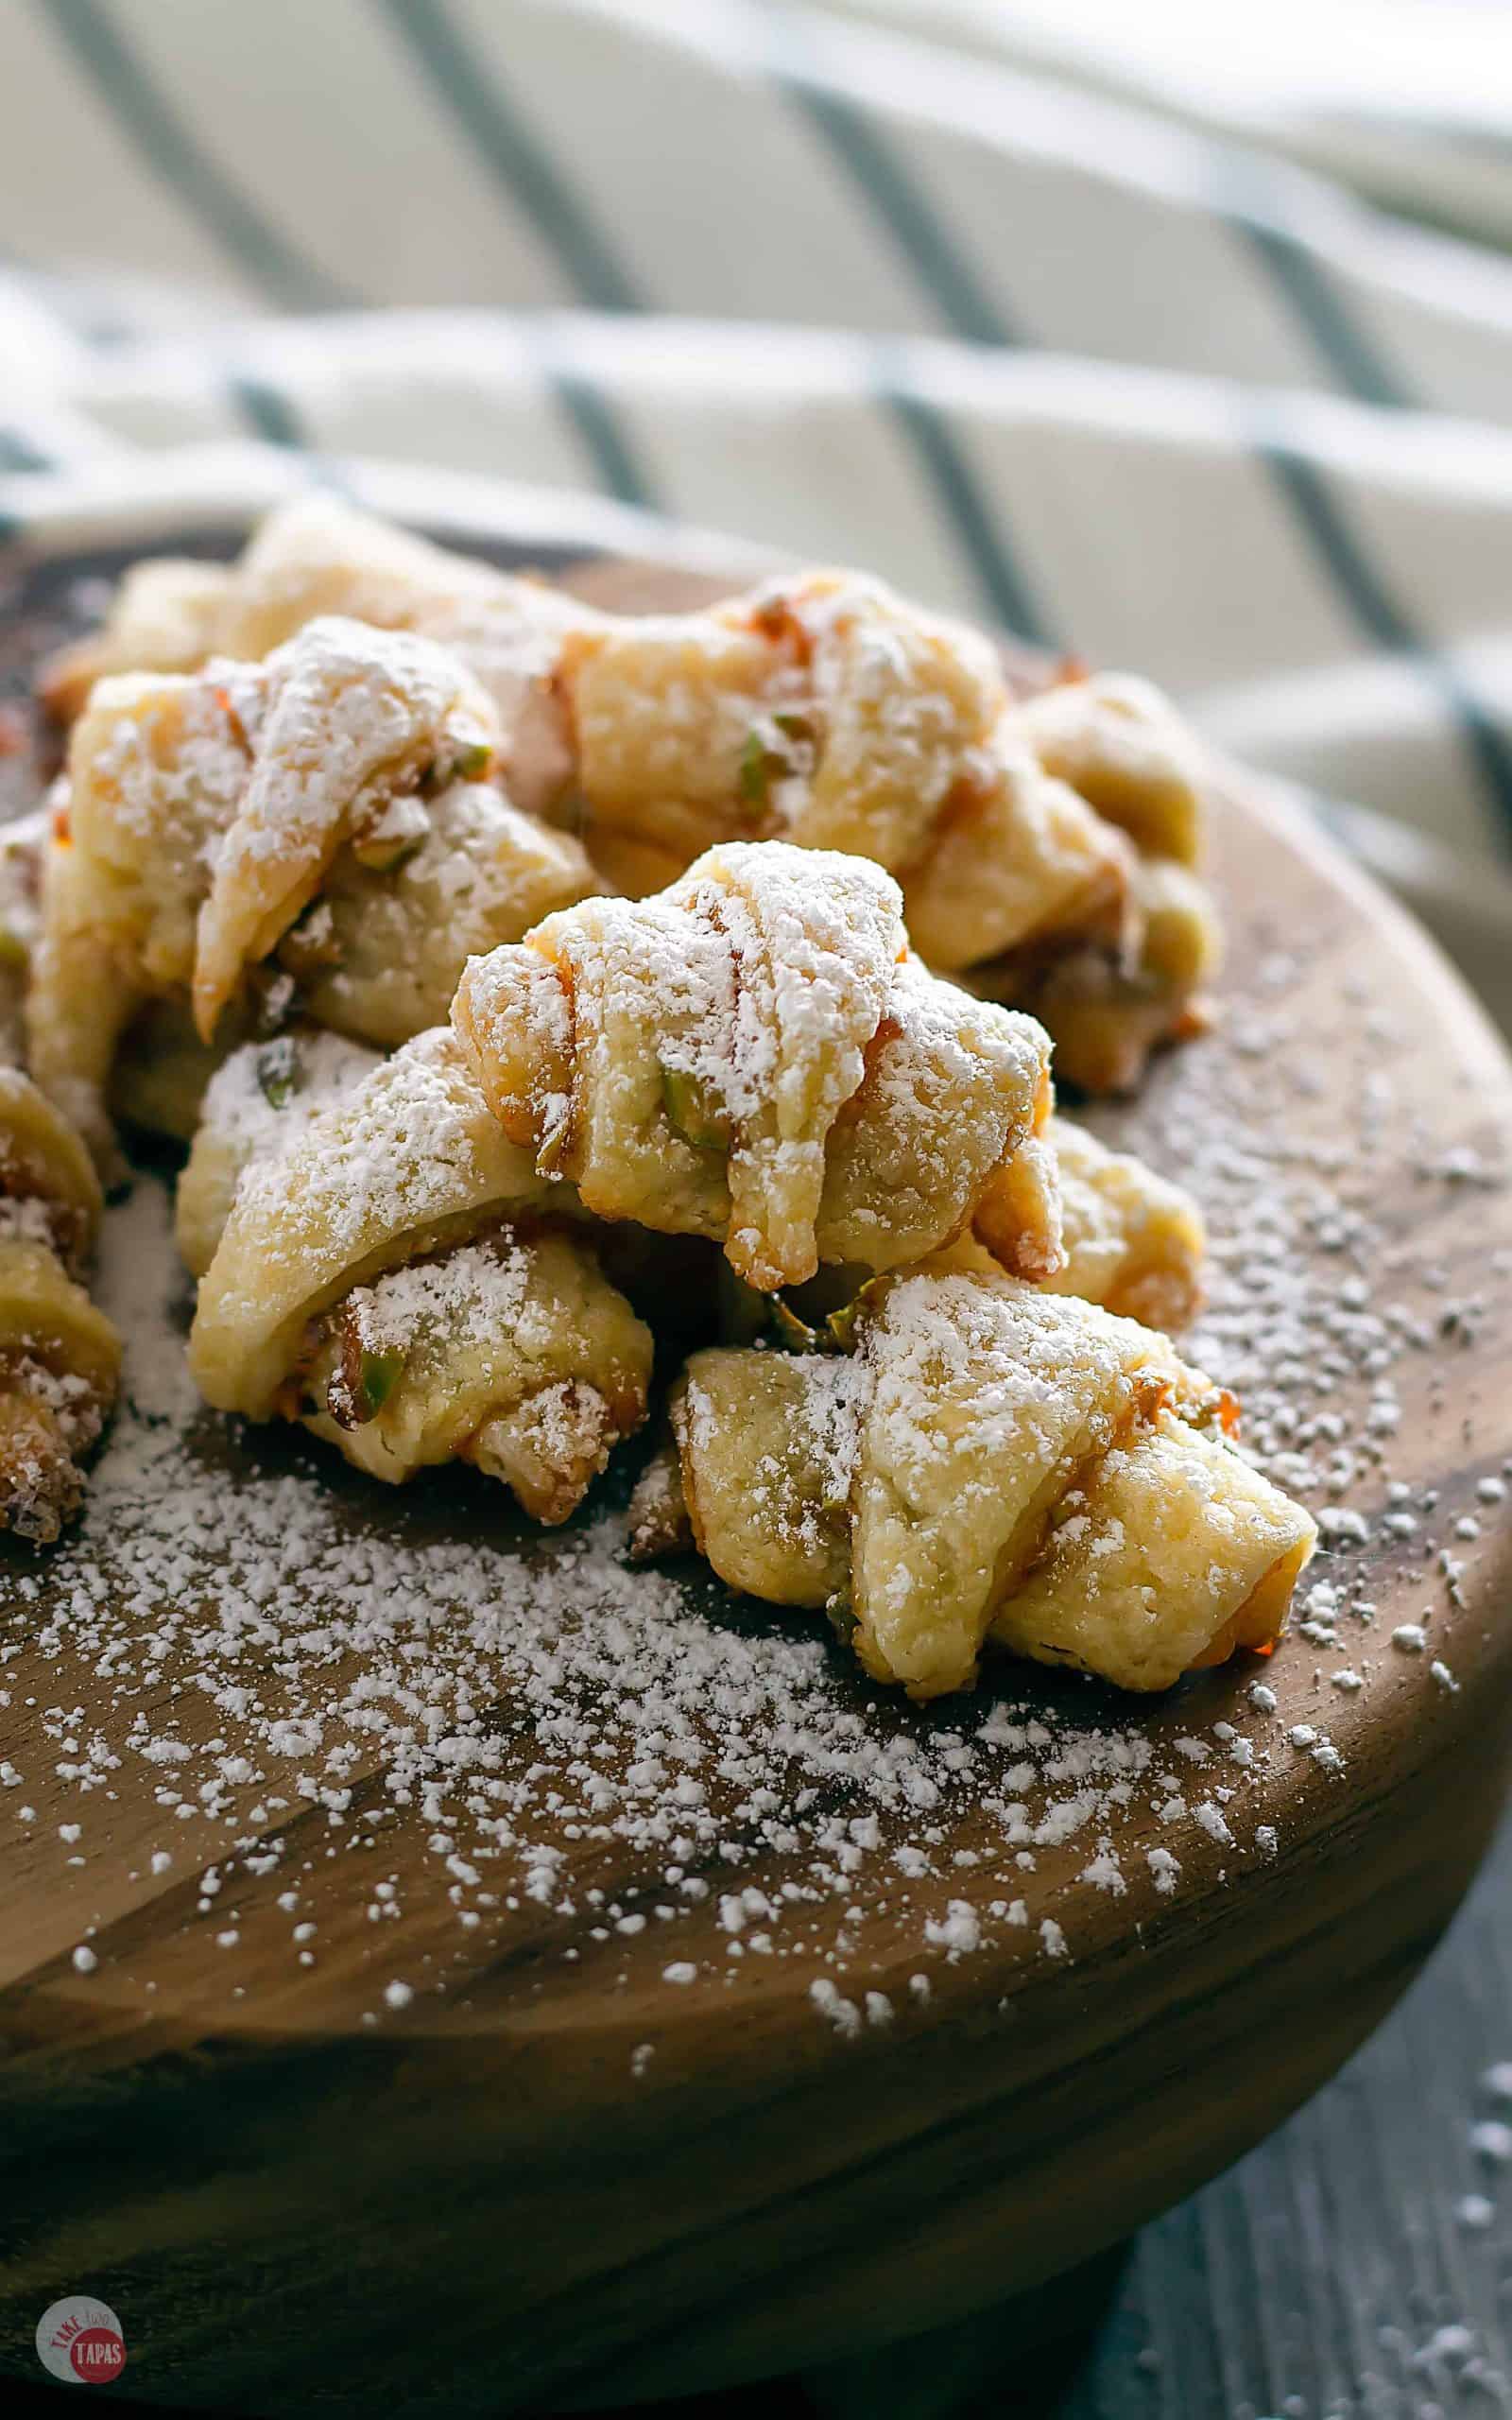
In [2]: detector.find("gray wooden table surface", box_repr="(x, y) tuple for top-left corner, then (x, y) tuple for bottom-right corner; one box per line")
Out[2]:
(808, 1806), (1512, 2420)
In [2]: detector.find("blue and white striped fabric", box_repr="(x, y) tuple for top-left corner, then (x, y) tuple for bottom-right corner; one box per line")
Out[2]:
(3, 0), (1512, 1019)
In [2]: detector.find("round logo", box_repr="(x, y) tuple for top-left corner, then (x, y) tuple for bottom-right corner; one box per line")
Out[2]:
(35, 2297), (126, 2387)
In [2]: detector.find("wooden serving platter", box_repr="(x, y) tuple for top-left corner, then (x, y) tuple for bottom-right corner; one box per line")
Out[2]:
(0, 505), (1510, 2420)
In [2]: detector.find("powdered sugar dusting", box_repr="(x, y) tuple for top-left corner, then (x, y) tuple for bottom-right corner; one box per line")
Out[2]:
(0, 716), (1506, 2036)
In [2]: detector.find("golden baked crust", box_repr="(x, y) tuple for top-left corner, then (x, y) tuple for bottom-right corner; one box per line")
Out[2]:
(0, 1068), (119, 1543)
(188, 1027), (649, 1522)
(639, 1263), (1314, 1701)
(29, 616), (593, 1157)
(965, 1112), (1205, 1329)
(33, 516), (1276, 1651)
(453, 839), (1061, 1293)
(42, 504), (1222, 1094)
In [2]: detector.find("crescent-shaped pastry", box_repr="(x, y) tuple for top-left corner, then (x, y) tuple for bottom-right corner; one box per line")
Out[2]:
(38, 556), (236, 723)
(43, 506), (1220, 1093)
(632, 1263), (1314, 1700)
(452, 839), (1061, 1294)
(189, 615), (499, 1038)
(28, 617), (593, 1156)
(916, 681), (1222, 1094)
(961, 1113), (1206, 1330)
(0, 1068), (120, 1543)
(553, 577), (1219, 1090)
(38, 499), (593, 821)
(188, 1028), (650, 1523)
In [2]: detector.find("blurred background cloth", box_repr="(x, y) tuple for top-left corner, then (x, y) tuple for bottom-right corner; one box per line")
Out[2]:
(3, 0), (1512, 1017)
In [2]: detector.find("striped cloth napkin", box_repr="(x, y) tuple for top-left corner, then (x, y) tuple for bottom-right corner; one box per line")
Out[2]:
(3, 0), (1512, 1025)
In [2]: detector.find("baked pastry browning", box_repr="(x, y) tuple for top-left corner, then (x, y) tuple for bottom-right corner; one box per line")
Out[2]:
(29, 614), (593, 1155)
(0, 807), (47, 1066)
(188, 1028), (651, 1523)
(959, 679), (1222, 1094)
(453, 839), (1062, 1293)
(39, 556), (236, 724)
(190, 613), (501, 1037)
(43, 505), (1221, 1093)
(39, 498), (593, 818)
(961, 1113), (1206, 1330)
(1046, 1115), (1205, 1326)
(633, 1264), (1314, 1700)
(0, 1067), (120, 1543)
(551, 574), (1219, 1094)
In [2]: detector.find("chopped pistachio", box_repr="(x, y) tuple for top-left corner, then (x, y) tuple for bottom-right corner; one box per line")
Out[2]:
(825, 1277), (882, 1354)
(825, 1594), (858, 1643)
(659, 1063), (730, 1150)
(351, 829), (425, 874)
(450, 737), (494, 783)
(738, 714), (814, 822)
(256, 1036), (298, 1111)
(737, 729), (771, 817)
(0, 927), (27, 972)
(356, 1346), (405, 1420)
(421, 736), (493, 796)
(767, 1296), (824, 1354)
(765, 1284), (882, 1358)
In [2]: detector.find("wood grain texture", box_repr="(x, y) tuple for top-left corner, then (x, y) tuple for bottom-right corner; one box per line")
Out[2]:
(0, 523), (1509, 2420)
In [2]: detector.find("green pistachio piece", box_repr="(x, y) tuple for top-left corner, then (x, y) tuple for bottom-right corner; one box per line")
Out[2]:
(659, 1063), (730, 1150)
(450, 737), (494, 783)
(0, 926), (28, 972)
(351, 790), (430, 871)
(767, 1296), (824, 1354)
(825, 1276), (883, 1354)
(356, 1345), (405, 1420)
(737, 728), (771, 817)
(824, 1594), (858, 1643)
(351, 827), (425, 873)
(256, 1036), (298, 1111)
(771, 710), (815, 747)
(418, 735), (492, 801)
(738, 714), (814, 822)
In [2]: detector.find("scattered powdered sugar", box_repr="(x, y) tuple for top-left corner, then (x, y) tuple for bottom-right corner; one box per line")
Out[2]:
(221, 1026), (533, 1305)
(674, 841), (900, 1177)
(0, 1193), (68, 1249)
(1470, 2119), (1512, 2166)
(197, 1028), (379, 1160)
(0, 851), (1503, 2035)
(924, 1900), (982, 1957)
(0, 1167), (1312, 2016)
(343, 1237), (535, 1357)
(88, 666), (249, 851)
